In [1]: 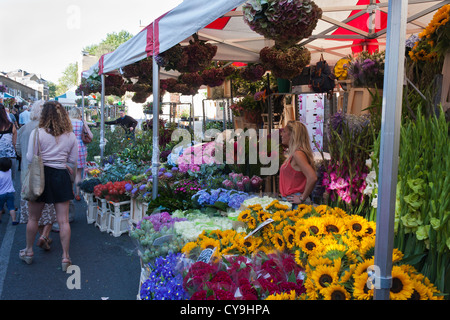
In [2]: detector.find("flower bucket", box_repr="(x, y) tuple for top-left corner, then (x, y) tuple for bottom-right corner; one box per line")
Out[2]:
(95, 197), (109, 232)
(106, 200), (131, 237)
(84, 192), (97, 224)
(130, 198), (144, 225)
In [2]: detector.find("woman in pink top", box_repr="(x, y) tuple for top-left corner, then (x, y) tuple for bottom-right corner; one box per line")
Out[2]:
(19, 101), (78, 271)
(279, 120), (317, 208)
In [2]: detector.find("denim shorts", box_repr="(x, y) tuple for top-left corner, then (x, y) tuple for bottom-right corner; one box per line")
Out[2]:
(281, 192), (302, 210)
(0, 192), (15, 211)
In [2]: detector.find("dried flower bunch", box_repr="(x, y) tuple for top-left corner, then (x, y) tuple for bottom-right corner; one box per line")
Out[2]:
(260, 45), (311, 79)
(243, 0), (322, 48)
(348, 51), (385, 88)
(157, 34), (217, 73)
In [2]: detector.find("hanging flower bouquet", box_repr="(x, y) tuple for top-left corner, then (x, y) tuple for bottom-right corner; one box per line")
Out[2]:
(260, 45), (311, 79)
(201, 65), (234, 88)
(157, 34), (217, 73)
(0, 84), (7, 93)
(239, 63), (266, 82)
(104, 74), (126, 96)
(75, 75), (102, 95)
(243, 0), (322, 48)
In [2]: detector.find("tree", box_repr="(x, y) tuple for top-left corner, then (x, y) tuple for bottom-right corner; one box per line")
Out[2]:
(56, 62), (78, 96)
(47, 81), (57, 99)
(83, 30), (133, 57)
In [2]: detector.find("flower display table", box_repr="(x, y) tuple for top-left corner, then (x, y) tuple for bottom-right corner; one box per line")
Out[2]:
(106, 200), (131, 237)
(83, 192), (97, 224)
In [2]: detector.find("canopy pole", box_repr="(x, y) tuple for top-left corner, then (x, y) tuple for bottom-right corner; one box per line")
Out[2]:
(152, 57), (161, 200)
(100, 74), (106, 162)
(373, 0), (407, 300)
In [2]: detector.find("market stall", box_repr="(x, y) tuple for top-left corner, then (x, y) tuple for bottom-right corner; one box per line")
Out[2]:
(78, 0), (449, 300)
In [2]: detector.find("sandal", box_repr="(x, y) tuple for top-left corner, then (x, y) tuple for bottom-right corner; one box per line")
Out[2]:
(62, 257), (72, 272)
(19, 249), (33, 265)
(37, 236), (51, 251)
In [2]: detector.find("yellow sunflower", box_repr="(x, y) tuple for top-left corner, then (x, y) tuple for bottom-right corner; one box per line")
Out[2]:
(320, 284), (351, 300)
(408, 279), (434, 300)
(266, 290), (298, 300)
(353, 258), (375, 278)
(283, 226), (296, 249)
(314, 204), (332, 215)
(345, 215), (369, 237)
(256, 210), (271, 223)
(181, 241), (198, 256)
(359, 236), (376, 259)
(321, 243), (348, 261)
(322, 214), (345, 235)
(303, 216), (325, 235)
(365, 221), (376, 236)
(241, 235), (262, 253)
(390, 266), (414, 300)
(247, 216), (257, 229)
(298, 235), (323, 255)
(353, 272), (374, 300)
(271, 232), (286, 251)
(331, 206), (348, 218)
(310, 264), (340, 290)
(293, 224), (310, 246)
(199, 237), (221, 251)
(238, 209), (252, 222)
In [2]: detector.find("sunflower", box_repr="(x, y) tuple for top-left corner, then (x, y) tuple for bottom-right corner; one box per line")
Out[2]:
(314, 204), (332, 215)
(321, 284), (351, 300)
(256, 210), (270, 223)
(298, 235), (323, 255)
(353, 273), (373, 300)
(283, 226), (296, 249)
(181, 241), (198, 256)
(271, 232), (286, 251)
(408, 279), (434, 300)
(359, 236), (376, 259)
(331, 207), (348, 218)
(297, 204), (313, 217)
(265, 290), (298, 300)
(238, 209), (252, 222)
(248, 204), (263, 211)
(304, 277), (319, 300)
(390, 266), (414, 300)
(365, 221), (376, 236)
(353, 258), (375, 278)
(241, 235), (262, 253)
(247, 216), (257, 229)
(293, 224), (310, 245)
(392, 248), (404, 263)
(310, 264), (339, 290)
(345, 215), (368, 237)
(303, 216), (325, 235)
(322, 214), (345, 235)
(321, 243), (348, 261)
(200, 237), (221, 251)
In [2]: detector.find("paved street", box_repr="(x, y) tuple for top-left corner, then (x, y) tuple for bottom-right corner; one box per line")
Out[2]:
(0, 166), (141, 300)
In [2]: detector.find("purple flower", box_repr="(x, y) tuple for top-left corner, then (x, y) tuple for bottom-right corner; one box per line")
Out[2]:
(125, 183), (133, 192)
(164, 172), (173, 178)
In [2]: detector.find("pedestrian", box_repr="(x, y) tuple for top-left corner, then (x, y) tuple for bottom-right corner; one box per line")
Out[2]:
(279, 120), (318, 208)
(5, 107), (18, 129)
(69, 106), (92, 201)
(16, 100), (56, 250)
(103, 109), (137, 136)
(19, 101), (78, 271)
(0, 157), (18, 225)
(0, 103), (17, 181)
(19, 105), (31, 126)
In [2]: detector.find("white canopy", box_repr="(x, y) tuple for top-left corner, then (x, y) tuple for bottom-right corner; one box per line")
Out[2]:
(83, 0), (448, 77)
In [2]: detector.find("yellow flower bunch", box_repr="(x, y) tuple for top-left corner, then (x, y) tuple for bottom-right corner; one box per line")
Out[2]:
(409, 4), (450, 61)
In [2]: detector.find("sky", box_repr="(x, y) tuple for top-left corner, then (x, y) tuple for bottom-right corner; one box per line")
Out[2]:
(0, 0), (183, 83)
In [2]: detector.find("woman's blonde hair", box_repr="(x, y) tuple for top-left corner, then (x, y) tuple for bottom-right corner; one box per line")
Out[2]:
(69, 106), (82, 119)
(39, 101), (73, 136)
(284, 120), (315, 171)
(30, 100), (45, 121)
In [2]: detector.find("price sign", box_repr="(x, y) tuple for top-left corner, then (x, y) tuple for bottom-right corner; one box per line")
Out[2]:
(196, 247), (216, 263)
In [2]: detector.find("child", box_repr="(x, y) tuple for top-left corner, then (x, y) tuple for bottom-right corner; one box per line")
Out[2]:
(0, 157), (17, 225)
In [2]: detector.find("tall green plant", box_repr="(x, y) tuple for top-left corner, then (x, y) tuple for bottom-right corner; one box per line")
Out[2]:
(394, 107), (449, 294)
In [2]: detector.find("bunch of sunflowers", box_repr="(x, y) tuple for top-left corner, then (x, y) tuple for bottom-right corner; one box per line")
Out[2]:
(409, 4), (450, 62)
(181, 200), (443, 300)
